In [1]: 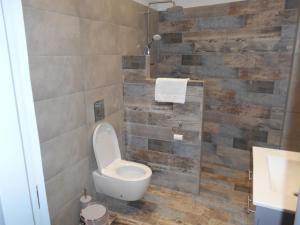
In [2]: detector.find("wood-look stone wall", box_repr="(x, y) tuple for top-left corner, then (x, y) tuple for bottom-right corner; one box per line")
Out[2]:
(154, 0), (299, 171)
(122, 56), (204, 194)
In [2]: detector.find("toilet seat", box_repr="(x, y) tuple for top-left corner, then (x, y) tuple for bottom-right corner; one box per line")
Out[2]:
(102, 159), (152, 182)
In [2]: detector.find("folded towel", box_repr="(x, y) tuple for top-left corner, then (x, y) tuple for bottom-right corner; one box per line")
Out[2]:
(155, 78), (190, 104)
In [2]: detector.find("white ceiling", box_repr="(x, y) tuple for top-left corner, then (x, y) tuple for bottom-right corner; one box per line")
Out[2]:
(132, 0), (245, 11)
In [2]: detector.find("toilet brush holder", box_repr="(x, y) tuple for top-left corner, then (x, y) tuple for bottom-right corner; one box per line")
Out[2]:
(80, 189), (92, 209)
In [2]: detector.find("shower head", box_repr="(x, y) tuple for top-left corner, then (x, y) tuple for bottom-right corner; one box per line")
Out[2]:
(152, 34), (162, 41)
(166, 1), (183, 13)
(144, 34), (162, 55)
(149, 34), (161, 46)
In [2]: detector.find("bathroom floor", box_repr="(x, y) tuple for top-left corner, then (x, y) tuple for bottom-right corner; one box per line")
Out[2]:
(99, 162), (254, 225)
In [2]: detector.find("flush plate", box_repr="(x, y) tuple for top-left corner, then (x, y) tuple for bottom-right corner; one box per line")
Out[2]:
(94, 100), (105, 122)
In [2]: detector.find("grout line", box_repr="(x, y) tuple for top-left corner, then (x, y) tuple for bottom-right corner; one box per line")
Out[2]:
(34, 89), (85, 103)
(29, 54), (122, 57)
(34, 81), (122, 103)
(45, 155), (90, 184)
(22, 5), (145, 30)
(40, 124), (88, 146)
(40, 108), (124, 150)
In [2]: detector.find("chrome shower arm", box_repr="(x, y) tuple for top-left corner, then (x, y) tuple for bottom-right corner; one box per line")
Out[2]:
(146, 1), (173, 42)
(148, 0), (174, 6)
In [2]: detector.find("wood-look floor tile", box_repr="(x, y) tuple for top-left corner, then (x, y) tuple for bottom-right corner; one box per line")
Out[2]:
(110, 162), (253, 225)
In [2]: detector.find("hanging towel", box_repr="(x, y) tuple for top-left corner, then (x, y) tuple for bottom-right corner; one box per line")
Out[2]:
(155, 78), (190, 104)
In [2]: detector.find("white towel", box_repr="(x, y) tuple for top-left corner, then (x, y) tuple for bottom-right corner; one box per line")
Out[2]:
(155, 78), (190, 104)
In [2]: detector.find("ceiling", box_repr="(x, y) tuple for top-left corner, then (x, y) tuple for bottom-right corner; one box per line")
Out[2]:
(132, 0), (245, 11)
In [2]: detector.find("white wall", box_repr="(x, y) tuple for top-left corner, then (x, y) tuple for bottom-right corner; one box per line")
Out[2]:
(132, 0), (245, 10)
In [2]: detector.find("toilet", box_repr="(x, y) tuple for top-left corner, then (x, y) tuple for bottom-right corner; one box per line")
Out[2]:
(92, 122), (152, 201)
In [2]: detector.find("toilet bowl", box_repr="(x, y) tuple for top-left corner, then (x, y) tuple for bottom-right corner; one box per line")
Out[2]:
(92, 122), (152, 201)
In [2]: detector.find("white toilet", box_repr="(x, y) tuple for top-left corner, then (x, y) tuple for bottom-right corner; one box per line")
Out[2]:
(92, 122), (152, 201)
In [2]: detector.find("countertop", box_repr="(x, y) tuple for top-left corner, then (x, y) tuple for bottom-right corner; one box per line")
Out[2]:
(253, 147), (300, 213)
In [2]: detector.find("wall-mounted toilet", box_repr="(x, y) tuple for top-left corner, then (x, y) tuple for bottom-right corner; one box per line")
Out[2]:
(92, 122), (152, 201)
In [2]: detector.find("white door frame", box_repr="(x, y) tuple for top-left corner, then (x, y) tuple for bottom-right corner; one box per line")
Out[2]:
(0, 0), (50, 225)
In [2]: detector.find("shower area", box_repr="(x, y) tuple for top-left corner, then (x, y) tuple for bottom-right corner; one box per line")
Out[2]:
(120, 0), (299, 214)
(123, 0), (204, 194)
(123, 0), (298, 191)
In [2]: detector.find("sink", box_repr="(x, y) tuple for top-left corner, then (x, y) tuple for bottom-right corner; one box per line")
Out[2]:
(253, 147), (300, 212)
(268, 156), (300, 195)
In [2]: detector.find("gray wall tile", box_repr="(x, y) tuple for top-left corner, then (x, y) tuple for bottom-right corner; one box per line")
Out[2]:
(79, 0), (111, 21)
(82, 55), (121, 90)
(122, 56), (146, 69)
(159, 10), (185, 22)
(81, 0), (147, 29)
(119, 26), (144, 55)
(190, 66), (239, 78)
(46, 158), (90, 220)
(173, 142), (201, 158)
(125, 109), (148, 124)
(148, 139), (173, 153)
(246, 81), (275, 94)
(35, 92), (86, 143)
(22, 0), (80, 16)
(80, 19), (120, 55)
(150, 165), (200, 194)
(23, 7), (80, 56)
(199, 16), (245, 30)
(125, 135), (148, 150)
(232, 138), (248, 150)
(29, 56), (83, 101)
(159, 43), (194, 55)
(124, 82), (154, 97)
(51, 196), (81, 225)
(161, 33), (183, 44)
(285, 0), (299, 9)
(41, 126), (89, 181)
(126, 123), (173, 142)
(114, 0), (147, 29)
(182, 55), (202, 66)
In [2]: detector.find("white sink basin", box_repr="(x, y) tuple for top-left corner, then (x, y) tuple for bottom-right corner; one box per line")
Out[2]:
(268, 156), (300, 194)
(253, 147), (300, 212)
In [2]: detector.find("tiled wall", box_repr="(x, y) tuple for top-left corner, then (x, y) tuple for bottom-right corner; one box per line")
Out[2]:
(22, 0), (148, 224)
(154, 0), (298, 172)
(122, 56), (204, 194)
(282, 8), (300, 151)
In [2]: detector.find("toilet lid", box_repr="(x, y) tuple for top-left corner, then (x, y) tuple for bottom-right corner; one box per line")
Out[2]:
(81, 204), (107, 221)
(93, 122), (121, 170)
